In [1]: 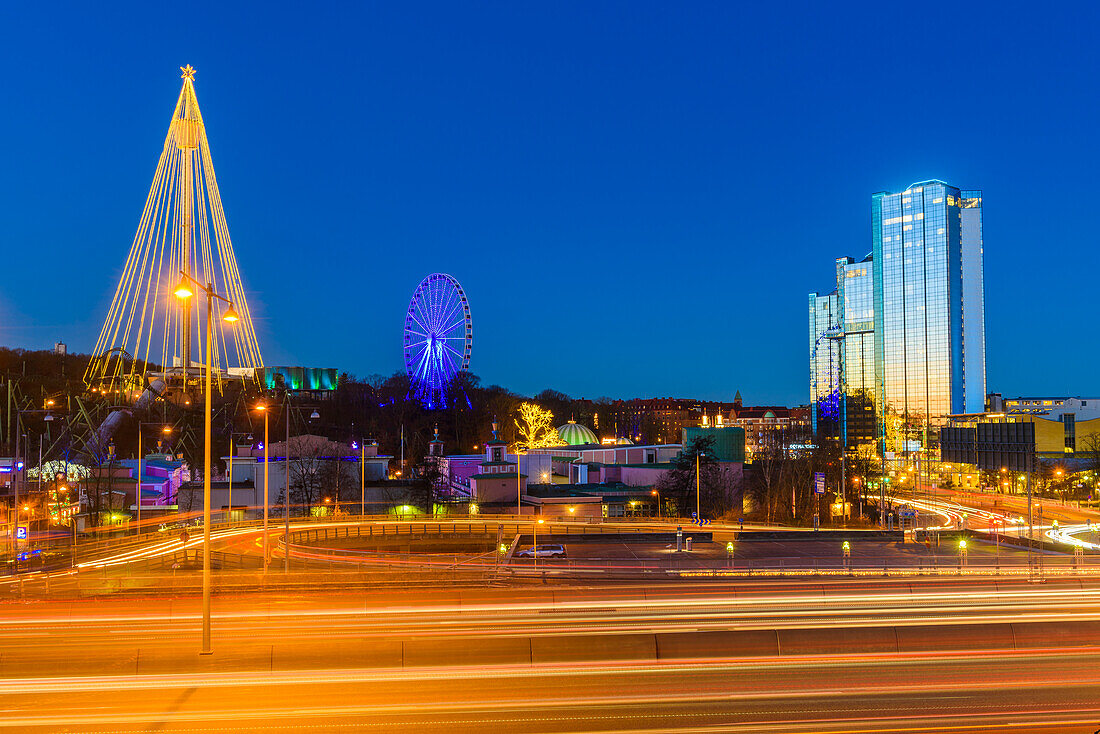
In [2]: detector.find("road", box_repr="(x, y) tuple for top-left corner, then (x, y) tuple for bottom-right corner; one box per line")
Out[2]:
(2, 581), (1100, 732)
(3, 650), (1100, 733)
(3, 518), (1100, 732)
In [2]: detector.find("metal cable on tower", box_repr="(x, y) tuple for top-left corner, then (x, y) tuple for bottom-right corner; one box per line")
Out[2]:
(85, 65), (263, 397)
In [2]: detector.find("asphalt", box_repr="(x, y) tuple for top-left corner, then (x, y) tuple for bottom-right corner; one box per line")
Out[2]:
(2, 569), (1100, 731)
(1, 630), (1099, 732)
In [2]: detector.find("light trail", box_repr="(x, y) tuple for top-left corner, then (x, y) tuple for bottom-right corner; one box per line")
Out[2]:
(0, 649), (1098, 732)
(1047, 523), (1100, 550)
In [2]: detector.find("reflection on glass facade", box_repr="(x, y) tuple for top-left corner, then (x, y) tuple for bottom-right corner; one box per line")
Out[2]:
(840, 257), (876, 447)
(810, 256), (876, 448)
(809, 180), (986, 455)
(808, 289), (841, 438)
(872, 181), (986, 454)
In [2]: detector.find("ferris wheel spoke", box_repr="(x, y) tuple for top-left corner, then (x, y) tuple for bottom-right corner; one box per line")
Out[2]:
(435, 301), (463, 334)
(408, 311), (432, 337)
(437, 283), (462, 327)
(440, 342), (466, 360)
(435, 322), (465, 340)
(429, 288), (453, 332)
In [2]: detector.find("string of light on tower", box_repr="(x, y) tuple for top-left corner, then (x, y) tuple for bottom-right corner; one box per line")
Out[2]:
(85, 65), (262, 395)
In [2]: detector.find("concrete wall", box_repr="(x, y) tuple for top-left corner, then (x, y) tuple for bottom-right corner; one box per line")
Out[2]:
(473, 476), (525, 504)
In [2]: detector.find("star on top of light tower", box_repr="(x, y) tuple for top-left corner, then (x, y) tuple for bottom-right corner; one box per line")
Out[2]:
(180, 64), (196, 81)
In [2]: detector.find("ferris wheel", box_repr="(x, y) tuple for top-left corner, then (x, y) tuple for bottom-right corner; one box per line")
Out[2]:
(403, 273), (473, 409)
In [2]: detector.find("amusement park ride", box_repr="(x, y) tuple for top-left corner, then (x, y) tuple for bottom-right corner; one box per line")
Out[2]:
(404, 273), (473, 410)
(85, 65), (262, 405)
(55, 66), (266, 463)
(3, 67), (478, 491)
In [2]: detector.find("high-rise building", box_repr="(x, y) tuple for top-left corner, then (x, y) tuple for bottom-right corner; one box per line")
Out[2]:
(810, 180), (986, 454)
(872, 181), (985, 449)
(809, 256), (875, 448)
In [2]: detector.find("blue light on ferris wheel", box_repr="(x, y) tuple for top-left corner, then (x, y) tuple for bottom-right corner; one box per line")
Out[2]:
(403, 273), (474, 410)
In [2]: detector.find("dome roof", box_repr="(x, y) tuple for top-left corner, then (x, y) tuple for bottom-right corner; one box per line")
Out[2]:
(557, 421), (599, 446)
(615, 436), (634, 445)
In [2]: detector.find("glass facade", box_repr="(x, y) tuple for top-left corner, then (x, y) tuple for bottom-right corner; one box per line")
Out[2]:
(809, 180), (986, 455)
(840, 258), (876, 447)
(808, 290), (842, 439)
(810, 257), (876, 448)
(872, 181), (986, 454)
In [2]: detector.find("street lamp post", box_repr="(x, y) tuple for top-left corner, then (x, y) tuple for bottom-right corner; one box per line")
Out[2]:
(137, 423), (172, 534)
(174, 272), (239, 656)
(256, 404), (270, 567)
(285, 404), (291, 573)
(695, 452), (706, 521)
(651, 489), (662, 520)
(11, 406), (62, 561)
(534, 517), (544, 572)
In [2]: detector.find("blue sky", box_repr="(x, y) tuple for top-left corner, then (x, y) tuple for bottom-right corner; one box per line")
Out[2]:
(1, 2), (1097, 405)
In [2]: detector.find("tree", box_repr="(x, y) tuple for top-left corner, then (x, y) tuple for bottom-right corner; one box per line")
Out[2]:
(413, 457), (443, 515)
(513, 402), (561, 451)
(287, 435), (333, 514)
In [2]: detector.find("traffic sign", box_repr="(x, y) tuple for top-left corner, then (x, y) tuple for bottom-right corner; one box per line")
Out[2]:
(15, 526), (27, 541)
(814, 472), (825, 494)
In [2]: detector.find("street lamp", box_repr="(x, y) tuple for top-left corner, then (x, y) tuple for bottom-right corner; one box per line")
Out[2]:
(534, 517), (545, 571)
(174, 272), (239, 656)
(651, 489), (662, 520)
(695, 451), (707, 521)
(359, 439), (366, 517)
(255, 404), (270, 567)
(136, 423), (172, 533)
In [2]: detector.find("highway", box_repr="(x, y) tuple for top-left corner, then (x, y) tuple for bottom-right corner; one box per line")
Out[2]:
(2, 515), (1100, 731)
(1, 582), (1100, 732)
(2, 650), (1099, 733)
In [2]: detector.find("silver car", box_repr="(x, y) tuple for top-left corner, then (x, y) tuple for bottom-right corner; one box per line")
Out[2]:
(516, 544), (566, 558)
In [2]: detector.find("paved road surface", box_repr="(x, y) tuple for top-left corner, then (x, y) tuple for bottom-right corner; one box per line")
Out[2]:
(2, 649), (1098, 732)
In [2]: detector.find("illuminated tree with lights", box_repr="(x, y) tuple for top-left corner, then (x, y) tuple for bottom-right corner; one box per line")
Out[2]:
(513, 402), (561, 452)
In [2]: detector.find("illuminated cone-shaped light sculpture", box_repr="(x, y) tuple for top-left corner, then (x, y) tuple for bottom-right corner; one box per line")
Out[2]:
(86, 65), (262, 394)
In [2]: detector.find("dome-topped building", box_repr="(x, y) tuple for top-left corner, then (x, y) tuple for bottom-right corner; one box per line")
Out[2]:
(557, 420), (599, 446)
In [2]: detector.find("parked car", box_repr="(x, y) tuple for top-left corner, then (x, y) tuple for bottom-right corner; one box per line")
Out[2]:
(515, 544), (566, 558)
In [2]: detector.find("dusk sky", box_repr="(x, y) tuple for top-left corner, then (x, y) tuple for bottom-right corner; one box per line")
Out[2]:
(1, 2), (1097, 405)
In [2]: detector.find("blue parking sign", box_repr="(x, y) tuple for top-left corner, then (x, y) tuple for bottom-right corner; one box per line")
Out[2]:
(15, 526), (27, 540)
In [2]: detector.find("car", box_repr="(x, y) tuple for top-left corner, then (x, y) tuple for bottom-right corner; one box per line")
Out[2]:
(515, 544), (566, 558)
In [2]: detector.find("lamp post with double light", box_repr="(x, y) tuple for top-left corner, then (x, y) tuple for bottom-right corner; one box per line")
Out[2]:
(174, 272), (239, 656)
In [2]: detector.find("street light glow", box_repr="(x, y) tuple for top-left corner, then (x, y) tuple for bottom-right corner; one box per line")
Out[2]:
(173, 280), (194, 299)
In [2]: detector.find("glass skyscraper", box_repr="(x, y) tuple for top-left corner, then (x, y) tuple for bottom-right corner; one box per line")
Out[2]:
(809, 256), (875, 447)
(810, 180), (986, 454)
